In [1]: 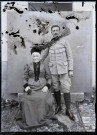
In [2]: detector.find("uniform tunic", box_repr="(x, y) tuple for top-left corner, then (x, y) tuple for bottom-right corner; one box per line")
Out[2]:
(41, 37), (73, 92)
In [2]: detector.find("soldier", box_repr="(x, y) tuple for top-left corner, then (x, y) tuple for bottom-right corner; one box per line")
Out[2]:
(41, 25), (75, 121)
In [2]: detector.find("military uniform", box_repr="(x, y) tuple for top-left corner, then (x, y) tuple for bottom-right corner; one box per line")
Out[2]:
(41, 37), (73, 93)
(40, 33), (75, 120)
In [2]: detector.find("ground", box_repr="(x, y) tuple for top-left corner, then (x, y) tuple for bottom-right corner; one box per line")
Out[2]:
(1, 94), (95, 133)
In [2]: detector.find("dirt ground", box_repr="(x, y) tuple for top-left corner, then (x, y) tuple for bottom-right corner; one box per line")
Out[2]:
(1, 95), (96, 133)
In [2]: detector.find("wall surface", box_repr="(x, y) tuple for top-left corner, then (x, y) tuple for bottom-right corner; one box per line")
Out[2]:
(1, 2), (96, 100)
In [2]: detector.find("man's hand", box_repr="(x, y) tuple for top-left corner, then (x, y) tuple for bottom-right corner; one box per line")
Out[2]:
(68, 71), (73, 78)
(42, 86), (48, 92)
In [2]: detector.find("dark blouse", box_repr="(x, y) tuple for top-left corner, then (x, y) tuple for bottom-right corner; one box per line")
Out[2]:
(23, 62), (51, 90)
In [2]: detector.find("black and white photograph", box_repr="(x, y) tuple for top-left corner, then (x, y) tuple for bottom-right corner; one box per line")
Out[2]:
(1, 1), (96, 133)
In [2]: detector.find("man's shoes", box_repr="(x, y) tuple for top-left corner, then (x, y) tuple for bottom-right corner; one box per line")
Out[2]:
(66, 109), (75, 121)
(63, 93), (75, 121)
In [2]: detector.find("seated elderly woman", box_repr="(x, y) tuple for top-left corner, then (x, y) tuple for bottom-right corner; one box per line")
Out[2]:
(15, 47), (56, 129)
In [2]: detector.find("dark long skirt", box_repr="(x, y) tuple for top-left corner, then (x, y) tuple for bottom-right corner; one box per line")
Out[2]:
(16, 90), (55, 129)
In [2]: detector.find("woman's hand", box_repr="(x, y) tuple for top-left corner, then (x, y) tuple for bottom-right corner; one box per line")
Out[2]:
(42, 86), (48, 93)
(27, 89), (32, 95)
(25, 86), (32, 95)
(25, 86), (30, 92)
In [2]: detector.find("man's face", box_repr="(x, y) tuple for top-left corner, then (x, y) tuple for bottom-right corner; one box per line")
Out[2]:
(32, 52), (41, 63)
(51, 26), (60, 37)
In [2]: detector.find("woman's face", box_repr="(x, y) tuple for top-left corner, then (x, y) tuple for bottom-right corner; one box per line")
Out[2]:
(32, 52), (41, 63)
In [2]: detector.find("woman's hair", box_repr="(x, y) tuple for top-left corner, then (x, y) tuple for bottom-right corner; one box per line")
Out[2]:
(30, 46), (41, 55)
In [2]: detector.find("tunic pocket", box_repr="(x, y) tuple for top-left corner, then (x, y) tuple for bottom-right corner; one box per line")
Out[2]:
(64, 62), (68, 66)
(49, 50), (54, 53)
(63, 62), (68, 72)
(55, 48), (65, 53)
(49, 49), (56, 61)
(49, 63), (53, 67)
(56, 49), (66, 60)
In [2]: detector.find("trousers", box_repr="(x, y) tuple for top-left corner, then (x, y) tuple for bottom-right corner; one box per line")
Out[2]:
(51, 73), (71, 93)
